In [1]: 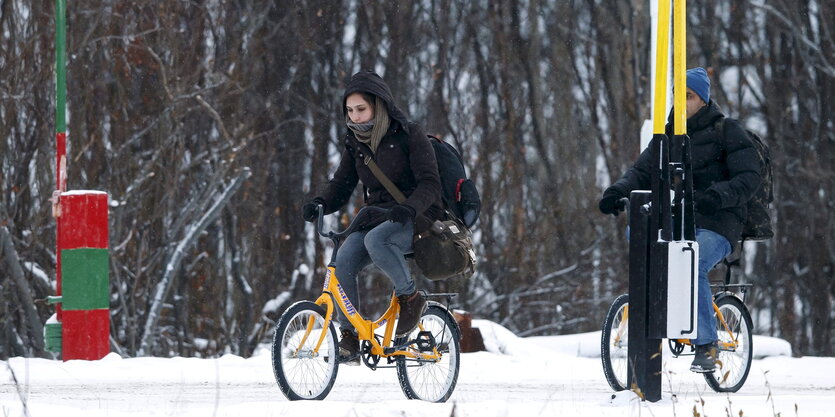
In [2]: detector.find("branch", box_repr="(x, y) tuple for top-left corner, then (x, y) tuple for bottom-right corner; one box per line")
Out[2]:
(750, 1), (835, 78)
(0, 226), (44, 353)
(138, 168), (252, 355)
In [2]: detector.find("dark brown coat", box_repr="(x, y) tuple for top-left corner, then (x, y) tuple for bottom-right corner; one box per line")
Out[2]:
(316, 71), (443, 230)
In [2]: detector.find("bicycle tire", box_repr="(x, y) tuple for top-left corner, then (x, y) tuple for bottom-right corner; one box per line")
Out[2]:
(272, 301), (339, 400)
(601, 294), (630, 392)
(396, 305), (461, 402)
(704, 295), (753, 393)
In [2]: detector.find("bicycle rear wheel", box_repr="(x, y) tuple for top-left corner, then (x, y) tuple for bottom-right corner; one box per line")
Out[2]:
(272, 301), (339, 400)
(601, 294), (630, 392)
(704, 295), (753, 393)
(396, 305), (461, 402)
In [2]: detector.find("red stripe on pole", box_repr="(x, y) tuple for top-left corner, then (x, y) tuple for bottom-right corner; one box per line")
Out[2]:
(56, 132), (66, 192)
(61, 309), (110, 360)
(58, 192), (109, 249)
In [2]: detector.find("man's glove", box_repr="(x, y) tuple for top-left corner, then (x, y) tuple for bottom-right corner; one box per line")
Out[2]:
(695, 191), (721, 217)
(388, 204), (416, 224)
(598, 188), (627, 216)
(302, 198), (325, 222)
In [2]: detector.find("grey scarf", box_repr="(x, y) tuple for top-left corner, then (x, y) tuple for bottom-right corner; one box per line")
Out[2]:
(347, 96), (390, 158)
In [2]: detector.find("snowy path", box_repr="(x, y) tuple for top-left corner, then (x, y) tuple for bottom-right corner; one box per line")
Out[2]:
(2, 327), (834, 416)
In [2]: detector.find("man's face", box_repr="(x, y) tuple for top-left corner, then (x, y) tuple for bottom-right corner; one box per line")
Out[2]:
(685, 87), (707, 119)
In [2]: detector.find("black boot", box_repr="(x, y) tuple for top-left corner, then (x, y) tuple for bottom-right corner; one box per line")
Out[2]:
(395, 291), (427, 337)
(690, 342), (718, 373)
(338, 328), (360, 365)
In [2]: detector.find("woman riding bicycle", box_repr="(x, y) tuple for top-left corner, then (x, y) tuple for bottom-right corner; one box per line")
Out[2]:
(301, 71), (443, 364)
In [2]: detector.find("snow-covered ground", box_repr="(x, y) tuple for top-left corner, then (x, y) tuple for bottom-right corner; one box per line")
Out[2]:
(2, 320), (833, 417)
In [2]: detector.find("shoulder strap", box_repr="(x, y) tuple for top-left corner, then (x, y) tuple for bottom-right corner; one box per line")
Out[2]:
(365, 158), (407, 204)
(715, 117), (726, 137)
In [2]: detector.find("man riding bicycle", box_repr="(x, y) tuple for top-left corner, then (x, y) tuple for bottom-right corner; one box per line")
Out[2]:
(598, 67), (762, 372)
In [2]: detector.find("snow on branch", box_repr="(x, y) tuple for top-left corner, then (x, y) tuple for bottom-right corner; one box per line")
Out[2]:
(750, 1), (835, 78)
(138, 168), (252, 356)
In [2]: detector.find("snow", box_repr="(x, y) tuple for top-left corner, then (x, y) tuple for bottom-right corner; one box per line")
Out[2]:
(22, 262), (51, 291)
(61, 190), (108, 196)
(2, 320), (833, 417)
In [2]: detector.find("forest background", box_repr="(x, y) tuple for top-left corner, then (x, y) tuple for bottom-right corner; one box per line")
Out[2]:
(1, 0), (832, 359)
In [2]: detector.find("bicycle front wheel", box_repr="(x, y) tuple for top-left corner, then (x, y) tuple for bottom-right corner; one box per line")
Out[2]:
(601, 294), (630, 391)
(704, 295), (753, 393)
(396, 305), (461, 402)
(272, 301), (339, 400)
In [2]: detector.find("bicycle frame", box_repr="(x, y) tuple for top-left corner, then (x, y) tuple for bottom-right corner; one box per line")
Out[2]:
(300, 205), (441, 362)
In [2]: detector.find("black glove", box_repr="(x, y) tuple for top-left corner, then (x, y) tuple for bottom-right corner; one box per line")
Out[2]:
(302, 198), (325, 222)
(598, 188), (627, 216)
(695, 191), (721, 217)
(388, 204), (416, 224)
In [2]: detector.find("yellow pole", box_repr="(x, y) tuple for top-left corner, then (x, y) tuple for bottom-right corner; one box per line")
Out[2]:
(673, 0), (686, 135)
(652, 0), (672, 134)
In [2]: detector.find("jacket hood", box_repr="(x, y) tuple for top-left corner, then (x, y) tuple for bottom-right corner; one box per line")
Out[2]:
(666, 100), (726, 133)
(342, 71), (410, 132)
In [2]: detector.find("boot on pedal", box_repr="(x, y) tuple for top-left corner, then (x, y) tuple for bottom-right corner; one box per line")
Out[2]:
(338, 328), (360, 365)
(395, 291), (427, 337)
(690, 342), (718, 373)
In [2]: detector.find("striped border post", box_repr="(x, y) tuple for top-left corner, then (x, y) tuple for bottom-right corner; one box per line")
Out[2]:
(56, 0), (67, 194)
(45, 0), (69, 356)
(57, 191), (110, 360)
(54, 0), (68, 321)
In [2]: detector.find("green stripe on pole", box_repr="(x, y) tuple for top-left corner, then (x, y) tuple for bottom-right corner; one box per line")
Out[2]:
(56, 0), (67, 132)
(45, 321), (62, 352)
(61, 248), (109, 310)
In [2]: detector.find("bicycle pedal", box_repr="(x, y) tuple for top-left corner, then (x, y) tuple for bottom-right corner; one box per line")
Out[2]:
(414, 331), (435, 351)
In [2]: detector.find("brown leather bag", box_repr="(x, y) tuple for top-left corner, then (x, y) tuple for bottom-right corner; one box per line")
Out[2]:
(412, 217), (476, 280)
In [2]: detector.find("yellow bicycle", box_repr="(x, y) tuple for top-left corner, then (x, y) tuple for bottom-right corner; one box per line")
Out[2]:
(271, 205), (461, 401)
(600, 253), (754, 393)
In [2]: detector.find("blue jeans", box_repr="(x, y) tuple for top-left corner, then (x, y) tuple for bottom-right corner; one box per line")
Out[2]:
(334, 220), (415, 330)
(625, 226), (731, 345)
(692, 228), (732, 345)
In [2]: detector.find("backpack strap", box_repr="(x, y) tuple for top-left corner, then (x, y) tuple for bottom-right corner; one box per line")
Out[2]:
(714, 117), (726, 137)
(713, 117), (729, 163)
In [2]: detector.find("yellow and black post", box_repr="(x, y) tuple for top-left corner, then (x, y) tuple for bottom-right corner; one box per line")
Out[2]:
(628, 0), (696, 403)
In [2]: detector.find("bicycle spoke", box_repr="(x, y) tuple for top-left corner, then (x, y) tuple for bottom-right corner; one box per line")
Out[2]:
(273, 304), (338, 400)
(396, 308), (459, 402)
(704, 298), (752, 393)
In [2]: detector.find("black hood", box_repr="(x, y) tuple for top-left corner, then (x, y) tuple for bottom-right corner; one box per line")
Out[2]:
(342, 71), (410, 133)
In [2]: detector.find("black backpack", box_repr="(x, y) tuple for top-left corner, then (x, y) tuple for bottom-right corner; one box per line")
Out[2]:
(719, 119), (774, 241)
(426, 135), (481, 229)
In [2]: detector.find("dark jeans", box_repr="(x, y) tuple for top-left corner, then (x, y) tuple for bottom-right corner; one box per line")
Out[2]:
(334, 220), (414, 330)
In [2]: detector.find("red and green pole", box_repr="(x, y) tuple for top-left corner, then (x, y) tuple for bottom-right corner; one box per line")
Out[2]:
(56, 0), (67, 192)
(45, 0), (68, 355)
(44, 0), (111, 360)
(53, 0), (68, 318)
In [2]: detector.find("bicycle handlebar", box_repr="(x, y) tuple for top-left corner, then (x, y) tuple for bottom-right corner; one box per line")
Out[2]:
(617, 197), (652, 216)
(315, 204), (390, 241)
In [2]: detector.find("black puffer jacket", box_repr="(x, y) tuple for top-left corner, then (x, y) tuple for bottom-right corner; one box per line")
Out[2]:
(607, 101), (762, 244)
(316, 71), (443, 230)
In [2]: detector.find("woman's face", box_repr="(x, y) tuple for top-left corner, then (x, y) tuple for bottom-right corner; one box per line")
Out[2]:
(346, 93), (374, 124)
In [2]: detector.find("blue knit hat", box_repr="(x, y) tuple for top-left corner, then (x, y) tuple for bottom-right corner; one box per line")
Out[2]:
(686, 67), (710, 103)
